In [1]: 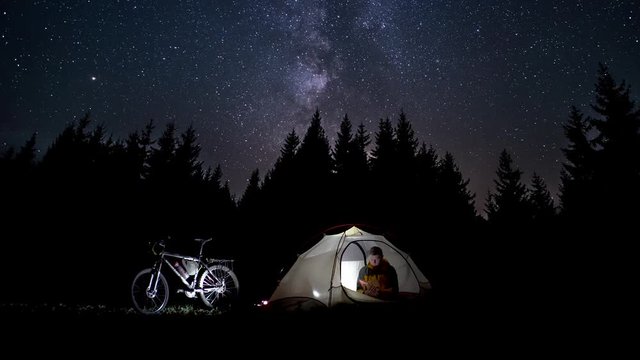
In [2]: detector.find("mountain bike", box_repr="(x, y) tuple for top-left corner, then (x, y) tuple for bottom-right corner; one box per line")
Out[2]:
(131, 237), (239, 315)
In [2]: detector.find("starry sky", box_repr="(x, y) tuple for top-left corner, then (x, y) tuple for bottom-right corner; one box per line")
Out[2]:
(2, 0), (639, 210)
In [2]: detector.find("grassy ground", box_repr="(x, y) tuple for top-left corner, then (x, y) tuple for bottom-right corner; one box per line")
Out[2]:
(1, 297), (618, 354)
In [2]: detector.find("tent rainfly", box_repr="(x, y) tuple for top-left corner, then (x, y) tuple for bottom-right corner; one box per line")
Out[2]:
(269, 226), (431, 310)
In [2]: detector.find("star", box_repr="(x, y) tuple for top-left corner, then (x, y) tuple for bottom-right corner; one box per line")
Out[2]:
(0, 0), (639, 210)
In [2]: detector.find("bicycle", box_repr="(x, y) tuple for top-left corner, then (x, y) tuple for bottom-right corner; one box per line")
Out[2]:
(131, 237), (239, 315)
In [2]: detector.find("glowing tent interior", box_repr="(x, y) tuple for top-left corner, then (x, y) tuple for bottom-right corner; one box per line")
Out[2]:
(269, 225), (431, 310)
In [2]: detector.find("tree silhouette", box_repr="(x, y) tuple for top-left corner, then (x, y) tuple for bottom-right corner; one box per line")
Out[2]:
(369, 117), (396, 226)
(266, 129), (300, 189)
(371, 117), (396, 177)
(240, 168), (261, 211)
(590, 63), (640, 220)
(208, 166), (237, 232)
(333, 113), (353, 177)
(331, 114), (358, 222)
(297, 108), (331, 180)
(591, 64), (640, 153)
(295, 109), (332, 234)
(415, 143), (439, 199)
(330, 116), (373, 224)
(1, 132), (37, 184)
(437, 152), (477, 224)
(393, 110), (420, 226)
(486, 149), (530, 226)
(395, 110), (418, 170)
(243, 129), (301, 300)
(146, 122), (177, 184)
(279, 129), (301, 164)
(14, 133), (37, 171)
(175, 125), (204, 182)
(17, 88), (640, 307)
(559, 106), (595, 219)
(210, 164), (223, 189)
(352, 122), (371, 178)
(529, 172), (556, 223)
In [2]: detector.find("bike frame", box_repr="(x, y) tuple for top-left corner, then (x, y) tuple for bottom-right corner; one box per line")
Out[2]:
(156, 252), (206, 290)
(145, 238), (234, 296)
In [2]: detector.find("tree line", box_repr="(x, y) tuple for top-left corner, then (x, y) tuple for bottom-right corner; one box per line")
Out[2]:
(1, 63), (638, 307)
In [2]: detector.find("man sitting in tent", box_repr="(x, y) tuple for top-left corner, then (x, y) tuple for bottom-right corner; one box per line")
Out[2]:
(357, 246), (399, 299)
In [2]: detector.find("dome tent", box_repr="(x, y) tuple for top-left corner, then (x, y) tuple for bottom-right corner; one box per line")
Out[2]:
(268, 225), (431, 310)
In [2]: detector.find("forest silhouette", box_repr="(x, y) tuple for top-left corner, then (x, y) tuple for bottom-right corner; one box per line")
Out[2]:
(1, 64), (637, 317)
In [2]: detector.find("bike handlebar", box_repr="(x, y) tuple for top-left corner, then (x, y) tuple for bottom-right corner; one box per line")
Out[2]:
(151, 240), (166, 255)
(150, 237), (214, 255)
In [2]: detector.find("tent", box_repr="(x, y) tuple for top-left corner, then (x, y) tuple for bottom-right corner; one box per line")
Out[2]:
(268, 225), (431, 310)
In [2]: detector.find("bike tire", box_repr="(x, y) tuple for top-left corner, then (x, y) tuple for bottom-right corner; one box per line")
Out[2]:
(131, 268), (169, 315)
(198, 264), (239, 310)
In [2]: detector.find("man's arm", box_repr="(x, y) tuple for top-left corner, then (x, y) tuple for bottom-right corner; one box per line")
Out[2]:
(357, 267), (367, 292)
(377, 266), (399, 298)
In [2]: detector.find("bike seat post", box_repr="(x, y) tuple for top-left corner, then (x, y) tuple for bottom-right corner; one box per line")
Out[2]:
(198, 242), (205, 259)
(196, 237), (212, 260)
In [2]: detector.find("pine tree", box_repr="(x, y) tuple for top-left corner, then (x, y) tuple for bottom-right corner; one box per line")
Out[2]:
(352, 122), (371, 176)
(41, 122), (79, 169)
(486, 149), (530, 225)
(333, 114), (353, 177)
(415, 143), (439, 215)
(437, 152), (476, 222)
(591, 64), (640, 154)
(529, 172), (556, 222)
(281, 129), (300, 163)
(221, 181), (235, 207)
(560, 106), (595, 217)
(297, 109), (331, 177)
(371, 117), (395, 175)
(0, 133), (37, 187)
(416, 144), (438, 185)
(210, 164), (223, 190)
(240, 168), (261, 211)
(14, 133), (37, 171)
(369, 117), (397, 224)
(175, 125), (204, 182)
(394, 111), (419, 219)
(146, 123), (177, 183)
(590, 63), (640, 218)
(296, 109), (331, 220)
(395, 110), (418, 168)
(265, 129), (299, 190)
(124, 120), (155, 182)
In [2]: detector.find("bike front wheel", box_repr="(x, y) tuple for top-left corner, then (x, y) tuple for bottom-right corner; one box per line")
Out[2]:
(131, 268), (169, 315)
(198, 265), (239, 309)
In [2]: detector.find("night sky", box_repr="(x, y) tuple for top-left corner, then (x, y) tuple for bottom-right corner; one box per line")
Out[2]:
(2, 0), (639, 210)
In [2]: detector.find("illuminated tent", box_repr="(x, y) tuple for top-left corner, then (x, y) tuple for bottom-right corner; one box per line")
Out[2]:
(268, 225), (431, 310)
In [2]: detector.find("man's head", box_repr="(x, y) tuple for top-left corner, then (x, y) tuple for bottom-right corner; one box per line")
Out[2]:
(368, 246), (383, 266)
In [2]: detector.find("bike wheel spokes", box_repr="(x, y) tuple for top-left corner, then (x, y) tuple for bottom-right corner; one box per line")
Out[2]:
(131, 269), (169, 315)
(198, 265), (239, 309)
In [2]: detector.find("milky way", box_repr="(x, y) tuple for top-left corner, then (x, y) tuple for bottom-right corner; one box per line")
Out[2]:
(1, 0), (639, 210)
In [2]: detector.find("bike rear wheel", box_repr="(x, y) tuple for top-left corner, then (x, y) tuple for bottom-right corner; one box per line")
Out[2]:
(131, 268), (169, 314)
(198, 265), (239, 309)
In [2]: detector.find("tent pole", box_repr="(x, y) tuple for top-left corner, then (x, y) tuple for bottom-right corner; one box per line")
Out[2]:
(328, 230), (347, 307)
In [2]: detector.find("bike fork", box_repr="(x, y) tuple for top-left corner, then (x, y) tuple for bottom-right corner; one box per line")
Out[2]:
(147, 264), (163, 298)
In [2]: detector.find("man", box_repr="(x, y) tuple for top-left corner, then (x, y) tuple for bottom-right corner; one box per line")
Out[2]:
(357, 246), (398, 299)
